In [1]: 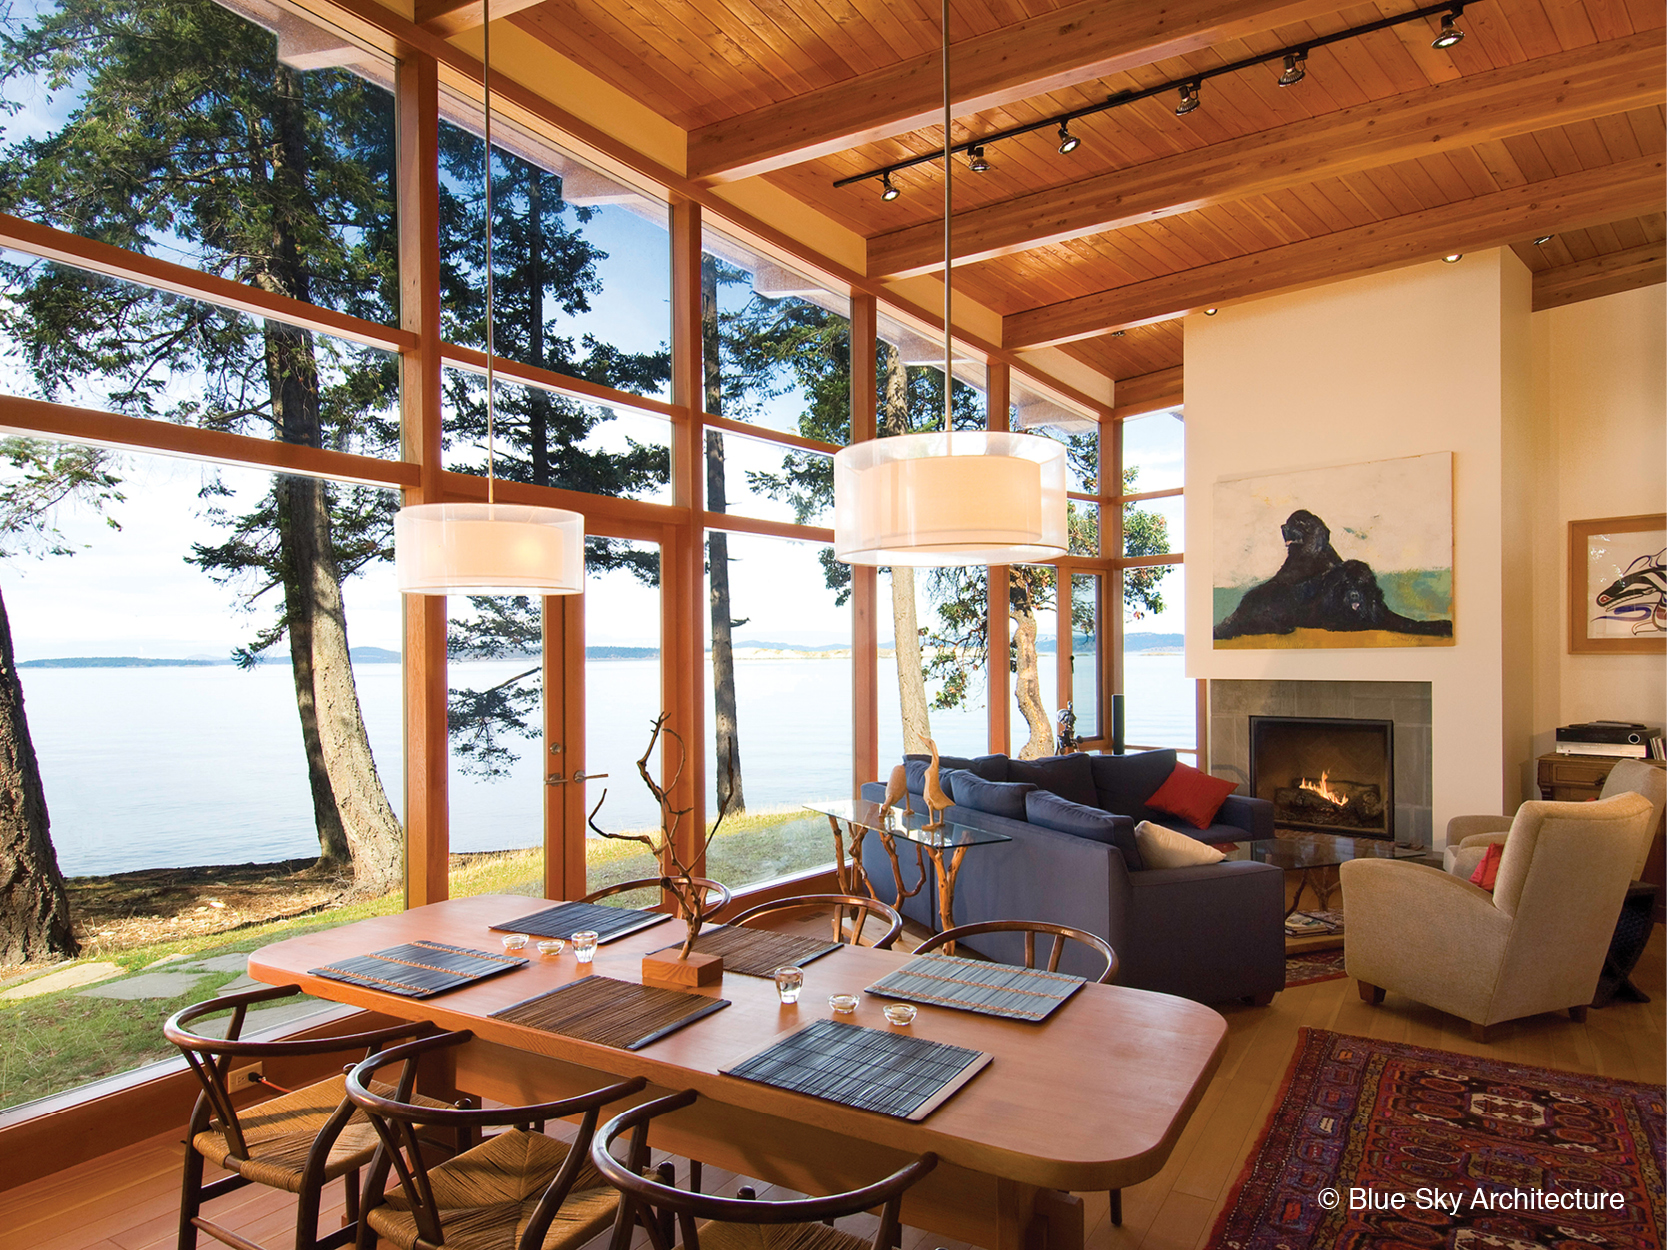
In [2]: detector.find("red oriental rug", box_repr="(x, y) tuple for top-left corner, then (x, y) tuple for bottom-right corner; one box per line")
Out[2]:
(1284, 948), (1347, 988)
(1206, 1028), (1666, 1250)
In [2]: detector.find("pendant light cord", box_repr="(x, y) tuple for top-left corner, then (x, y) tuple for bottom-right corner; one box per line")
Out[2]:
(483, 0), (496, 505)
(941, 0), (951, 436)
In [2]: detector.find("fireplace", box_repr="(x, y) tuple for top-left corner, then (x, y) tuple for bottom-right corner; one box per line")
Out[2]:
(1249, 716), (1395, 838)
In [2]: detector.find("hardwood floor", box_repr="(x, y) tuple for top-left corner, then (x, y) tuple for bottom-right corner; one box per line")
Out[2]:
(2, 929), (1659, 1250)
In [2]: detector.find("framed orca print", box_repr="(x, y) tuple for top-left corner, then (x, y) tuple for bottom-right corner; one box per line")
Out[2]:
(1212, 452), (1455, 649)
(1569, 514), (1667, 654)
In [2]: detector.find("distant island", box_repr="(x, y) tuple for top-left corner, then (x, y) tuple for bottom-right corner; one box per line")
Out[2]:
(22, 647), (403, 668)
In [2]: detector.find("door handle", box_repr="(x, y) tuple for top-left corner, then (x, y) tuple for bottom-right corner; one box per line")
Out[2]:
(546, 771), (610, 785)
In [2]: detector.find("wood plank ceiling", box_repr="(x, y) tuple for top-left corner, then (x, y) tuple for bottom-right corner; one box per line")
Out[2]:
(500, 0), (1667, 396)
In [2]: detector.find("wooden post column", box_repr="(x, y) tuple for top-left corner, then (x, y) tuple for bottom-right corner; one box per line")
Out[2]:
(850, 293), (879, 796)
(396, 51), (448, 908)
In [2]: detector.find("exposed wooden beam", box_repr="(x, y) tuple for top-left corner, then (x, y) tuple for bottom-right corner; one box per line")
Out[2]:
(415, 0), (545, 39)
(1004, 156), (1667, 348)
(871, 31), (1666, 278)
(685, 0), (1347, 184)
(1110, 367), (1183, 419)
(1533, 242), (1666, 311)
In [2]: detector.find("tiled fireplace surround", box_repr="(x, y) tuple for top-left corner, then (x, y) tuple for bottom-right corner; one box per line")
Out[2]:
(1209, 680), (1435, 849)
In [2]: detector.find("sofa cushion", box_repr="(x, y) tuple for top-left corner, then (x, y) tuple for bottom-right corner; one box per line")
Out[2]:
(1146, 761), (1239, 830)
(951, 774), (1035, 821)
(904, 753), (1007, 795)
(1135, 820), (1227, 869)
(939, 768), (969, 805)
(1025, 789), (1142, 871)
(1088, 749), (1179, 823)
(1006, 753), (1098, 809)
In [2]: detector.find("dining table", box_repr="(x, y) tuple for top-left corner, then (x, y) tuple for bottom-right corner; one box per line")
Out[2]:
(247, 895), (1227, 1250)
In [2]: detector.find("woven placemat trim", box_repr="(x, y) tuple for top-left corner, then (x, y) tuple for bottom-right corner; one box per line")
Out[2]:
(491, 901), (672, 943)
(670, 926), (842, 978)
(722, 1018), (991, 1122)
(864, 953), (1084, 1022)
(309, 941), (526, 999)
(491, 975), (730, 1050)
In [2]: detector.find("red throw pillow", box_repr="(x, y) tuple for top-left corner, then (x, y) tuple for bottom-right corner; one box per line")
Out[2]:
(1469, 843), (1504, 891)
(1146, 762), (1239, 830)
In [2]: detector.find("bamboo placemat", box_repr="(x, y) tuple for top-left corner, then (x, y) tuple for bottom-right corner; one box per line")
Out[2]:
(490, 975), (730, 1051)
(662, 925), (842, 978)
(723, 1018), (990, 1122)
(864, 953), (1084, 1022)
(491, 901), (671, 943)
(310, 941), (526, 999)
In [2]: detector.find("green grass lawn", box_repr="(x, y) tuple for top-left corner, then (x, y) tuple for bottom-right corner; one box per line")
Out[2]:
(0, 809), (833, 1112)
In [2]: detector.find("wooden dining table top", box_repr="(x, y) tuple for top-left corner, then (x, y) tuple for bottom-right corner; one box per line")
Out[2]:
(248, 894), (1228, 1193)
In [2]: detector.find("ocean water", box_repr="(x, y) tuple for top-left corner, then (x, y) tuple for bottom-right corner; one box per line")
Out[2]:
(23, 653), (1196, 877)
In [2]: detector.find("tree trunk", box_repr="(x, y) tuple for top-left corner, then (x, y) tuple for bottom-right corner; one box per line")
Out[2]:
(0, 585), (76, 965)
(261, 66), (402, 894)
(1010, 575), (1055, 759)
(528, 164), (549, 487)
(881, 345), (932, 754)
(702, 258), (745, 811)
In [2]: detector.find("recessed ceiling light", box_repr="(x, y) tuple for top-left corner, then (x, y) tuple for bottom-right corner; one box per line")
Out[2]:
(1442, 253), (1463, 263)
(1204, 307), (1219, 315)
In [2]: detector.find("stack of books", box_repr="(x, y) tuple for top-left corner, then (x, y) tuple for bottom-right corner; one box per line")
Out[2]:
(1554, 722), (1664, 759)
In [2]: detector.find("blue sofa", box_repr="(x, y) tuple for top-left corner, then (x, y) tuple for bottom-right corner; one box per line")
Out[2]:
(859, 748), (1286, 1004)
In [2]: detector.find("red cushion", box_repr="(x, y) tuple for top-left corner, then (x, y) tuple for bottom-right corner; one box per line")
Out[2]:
(1469, 842), (1504, 891)
(1145, 762), (1238, 830)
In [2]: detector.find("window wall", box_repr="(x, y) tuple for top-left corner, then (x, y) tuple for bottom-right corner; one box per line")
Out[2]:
(0, 0), (1151, 1132)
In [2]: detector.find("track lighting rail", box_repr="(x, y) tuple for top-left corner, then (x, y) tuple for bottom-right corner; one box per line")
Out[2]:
(834, 1), (1466, 194)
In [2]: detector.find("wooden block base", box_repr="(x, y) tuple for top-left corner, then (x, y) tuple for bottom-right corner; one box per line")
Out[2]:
(642, 949), (724, 987)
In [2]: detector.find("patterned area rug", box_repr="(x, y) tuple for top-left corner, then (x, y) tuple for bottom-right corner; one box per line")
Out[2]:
(1207, 1028), (1666, 1250)
(1284, 948), (1347, 988)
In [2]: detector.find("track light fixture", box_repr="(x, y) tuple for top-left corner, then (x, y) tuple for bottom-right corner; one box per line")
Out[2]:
(1442, 253), (1463, 263)
(1204, 308), (1219, 316)
(1534, 235), (1554, 245)
(845, 1), (1478, 198)
(880, 172), (900, 201)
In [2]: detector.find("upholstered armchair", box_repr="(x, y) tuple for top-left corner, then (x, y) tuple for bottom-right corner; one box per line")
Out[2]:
(1443, 759), (1665, 882)
(1341, 793), (1655, 1041)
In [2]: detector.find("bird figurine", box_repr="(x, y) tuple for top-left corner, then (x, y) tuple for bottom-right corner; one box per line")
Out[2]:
(881, 763), (911, 815)
(922, 737), (951, 830)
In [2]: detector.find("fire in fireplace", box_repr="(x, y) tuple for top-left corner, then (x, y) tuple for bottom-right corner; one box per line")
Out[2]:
(1249, 716), (1395, 838)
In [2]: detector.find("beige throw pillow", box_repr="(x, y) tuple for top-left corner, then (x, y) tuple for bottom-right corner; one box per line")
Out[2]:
(1134, 819), (1227, 869)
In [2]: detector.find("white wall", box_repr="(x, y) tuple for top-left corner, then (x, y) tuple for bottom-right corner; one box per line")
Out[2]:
(1185, 251), (1537, 843)
(1537, 284), (1667, 747)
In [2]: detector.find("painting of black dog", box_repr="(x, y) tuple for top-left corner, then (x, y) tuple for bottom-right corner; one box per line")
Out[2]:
(1215, 510), (1453, 639)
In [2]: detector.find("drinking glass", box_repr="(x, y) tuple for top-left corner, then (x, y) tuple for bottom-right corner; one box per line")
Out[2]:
(774, 966), (804, 1004)
(572, 931), (600, 963)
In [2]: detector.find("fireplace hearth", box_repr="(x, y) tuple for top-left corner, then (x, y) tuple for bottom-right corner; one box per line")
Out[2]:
(1249, 715), (1395, 838)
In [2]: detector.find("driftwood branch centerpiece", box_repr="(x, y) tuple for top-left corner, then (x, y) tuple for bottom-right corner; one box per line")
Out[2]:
(586, 713), (735, 987)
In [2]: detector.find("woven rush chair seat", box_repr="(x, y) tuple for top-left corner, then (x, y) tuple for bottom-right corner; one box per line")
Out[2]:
(193, 1073), (449, 1192)
(366, 1129), (620, 1250)
(694, 1219), (872, 1250)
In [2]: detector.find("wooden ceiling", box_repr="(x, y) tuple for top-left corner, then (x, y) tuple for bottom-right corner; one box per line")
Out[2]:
(488, 0), (1665, 396)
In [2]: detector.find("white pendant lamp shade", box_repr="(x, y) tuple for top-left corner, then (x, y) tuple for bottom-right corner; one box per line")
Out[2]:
(833, 431), (1068, 566)
(394, 503), (585, 596)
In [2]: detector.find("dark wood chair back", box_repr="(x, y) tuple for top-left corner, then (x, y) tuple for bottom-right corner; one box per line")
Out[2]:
(579, 876), (733, 914)
(346, 1030), (646, 1250)
(913, 920), (1119, 984)
(592, 1090), (936, 1250)
(727, 893), (903, 950)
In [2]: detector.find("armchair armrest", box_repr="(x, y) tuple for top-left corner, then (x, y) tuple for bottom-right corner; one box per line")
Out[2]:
(1215, 793), (1274, 840)
(1446, 814), (1513, 845)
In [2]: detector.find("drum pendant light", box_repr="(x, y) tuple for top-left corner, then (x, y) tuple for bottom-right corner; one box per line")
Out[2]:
(832, 0), (1066, 568)
(394, 0), (584, 596)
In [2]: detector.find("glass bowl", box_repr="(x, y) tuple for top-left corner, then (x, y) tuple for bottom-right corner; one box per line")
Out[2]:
(882, 1003), (917, 1026)
(500, 933), (529, 953)
(536, 939), (566, 957)
(828, 993), (859, 1014)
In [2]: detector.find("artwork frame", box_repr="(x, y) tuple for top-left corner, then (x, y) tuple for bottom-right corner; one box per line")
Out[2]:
(1568, 514), (1666, 654)
(1212, 452), (1454, 650)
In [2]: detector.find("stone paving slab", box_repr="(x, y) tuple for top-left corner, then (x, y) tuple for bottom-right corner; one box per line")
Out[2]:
(214, 974), (260, 996)
(78, 971), (210, 1001)
(189, 998), (332, 1039)
(180, 953), (250, 974)
(0, 962), (126, 1001)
